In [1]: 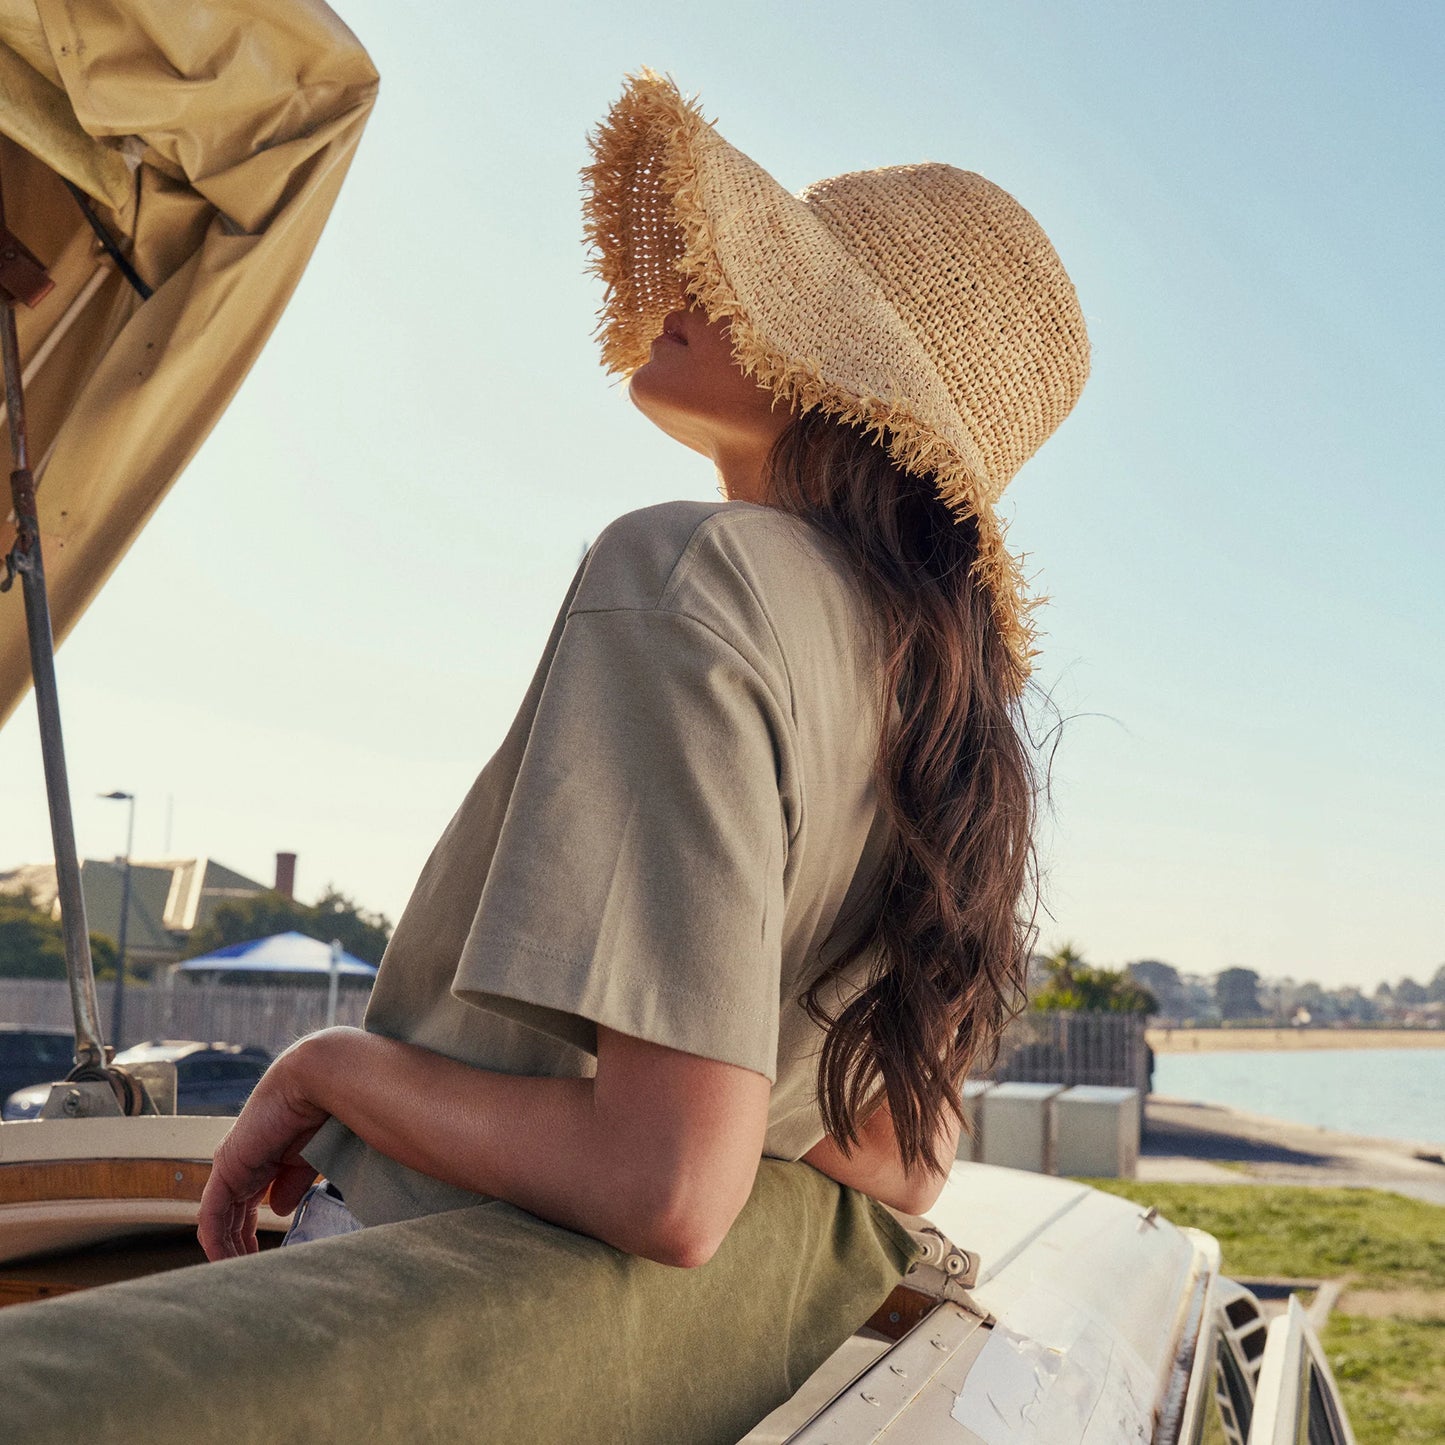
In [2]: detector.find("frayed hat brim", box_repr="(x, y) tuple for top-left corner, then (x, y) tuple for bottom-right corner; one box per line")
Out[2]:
(584, 70), (1089, 685)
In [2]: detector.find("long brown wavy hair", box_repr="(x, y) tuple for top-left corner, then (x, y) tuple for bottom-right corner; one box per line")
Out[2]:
(765, 410), (1039, 1175)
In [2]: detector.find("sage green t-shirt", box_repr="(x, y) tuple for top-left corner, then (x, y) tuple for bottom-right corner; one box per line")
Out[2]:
(306, 500), (888, 1226)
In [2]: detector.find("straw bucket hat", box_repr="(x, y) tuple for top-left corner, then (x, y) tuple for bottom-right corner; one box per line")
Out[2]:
(583, 70), (1090, 682)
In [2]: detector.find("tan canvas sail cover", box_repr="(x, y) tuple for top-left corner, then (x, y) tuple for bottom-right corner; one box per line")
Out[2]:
(0, 0), (378, 726)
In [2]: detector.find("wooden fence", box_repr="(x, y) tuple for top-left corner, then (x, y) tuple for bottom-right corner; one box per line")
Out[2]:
(1, 979), (1151, 1092)
(0, 977), (369, 1055)
(986, 1009), (1152, 1095)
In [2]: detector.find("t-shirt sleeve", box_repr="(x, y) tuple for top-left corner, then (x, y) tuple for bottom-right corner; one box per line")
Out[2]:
(450, 603), (791, 1081)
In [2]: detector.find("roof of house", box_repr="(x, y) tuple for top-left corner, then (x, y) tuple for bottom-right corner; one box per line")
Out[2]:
(0, 857), (269, 956)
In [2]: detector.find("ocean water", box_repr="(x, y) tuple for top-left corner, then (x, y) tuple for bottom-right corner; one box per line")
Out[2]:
(1153, 1047), (1445, 1150)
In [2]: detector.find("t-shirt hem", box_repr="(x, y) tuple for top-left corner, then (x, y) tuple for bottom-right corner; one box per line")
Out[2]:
(453, 931), (780, 1084)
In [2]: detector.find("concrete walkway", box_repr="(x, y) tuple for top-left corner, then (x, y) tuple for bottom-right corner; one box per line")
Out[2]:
(1140, 1095), (1445, 1206)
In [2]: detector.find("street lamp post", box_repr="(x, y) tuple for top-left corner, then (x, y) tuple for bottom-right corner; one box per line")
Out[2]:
(100, 791), (135, 1049)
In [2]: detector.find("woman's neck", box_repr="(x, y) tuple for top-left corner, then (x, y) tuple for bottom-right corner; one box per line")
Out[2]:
(714, 438), (773, 505)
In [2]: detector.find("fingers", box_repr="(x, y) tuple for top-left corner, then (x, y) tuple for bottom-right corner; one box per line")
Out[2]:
(194, 1051), (331, 1261)
(198, 1164), (263, 1261)
(198, 1199), (259, 1261)
(199, 1202), (252, 1260)
(197, 1167), (226, 1260)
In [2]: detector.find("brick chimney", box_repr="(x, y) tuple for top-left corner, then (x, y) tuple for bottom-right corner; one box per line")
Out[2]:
(274, 851), (297, 899)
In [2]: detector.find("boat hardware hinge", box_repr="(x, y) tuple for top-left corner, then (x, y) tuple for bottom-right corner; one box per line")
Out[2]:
(40, 1080), (125, 1120)
(905, 1231), (989, 1314)
(866, 1218), (993, 1338)
(39, 1063), (158, 1120)
(903, 1221), (980, 1287)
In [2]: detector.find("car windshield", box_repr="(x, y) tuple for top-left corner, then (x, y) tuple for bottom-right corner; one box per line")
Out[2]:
(179, 1058), (265, 1083)
(115, 1044), (195, 1064)
(0, 1033), (74, 1068)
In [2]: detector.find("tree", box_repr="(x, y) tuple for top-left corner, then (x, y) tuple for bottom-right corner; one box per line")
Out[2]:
(1395, 976), (1428, 1007)
(0, 889), (118, 980)
(183, 887), (392, 965)
(1428, 965), (1445, 1005)
(1215, 967), (1262, 1021)
(1332, 986), (1376, 1023)
(1127, 960), (1187, 1018)
(1032, 943), (1156, 1015)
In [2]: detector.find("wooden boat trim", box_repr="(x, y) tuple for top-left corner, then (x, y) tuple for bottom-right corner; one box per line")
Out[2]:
(0, 1157), (210, 1205)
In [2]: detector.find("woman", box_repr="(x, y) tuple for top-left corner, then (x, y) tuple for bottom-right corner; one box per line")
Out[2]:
(198, 71), (1089, 1271)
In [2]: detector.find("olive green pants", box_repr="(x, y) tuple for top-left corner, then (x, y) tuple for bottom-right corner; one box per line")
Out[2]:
(0, 1160), (916, 1444)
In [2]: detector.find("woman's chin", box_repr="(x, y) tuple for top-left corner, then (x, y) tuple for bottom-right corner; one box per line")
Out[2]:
(627, 366), (685, 426)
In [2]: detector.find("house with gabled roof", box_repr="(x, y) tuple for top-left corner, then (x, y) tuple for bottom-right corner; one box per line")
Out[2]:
(0, 855), (282, 976)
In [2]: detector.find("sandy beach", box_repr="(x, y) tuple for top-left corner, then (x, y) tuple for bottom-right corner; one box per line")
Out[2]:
(1141, 1095), (1445, 1205)
(1148, 1027), (1445, 1054)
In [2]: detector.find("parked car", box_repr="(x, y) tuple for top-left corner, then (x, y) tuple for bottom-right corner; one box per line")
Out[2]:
(0, 1026), (76, 1104)
(1, 1040), (272, 1121)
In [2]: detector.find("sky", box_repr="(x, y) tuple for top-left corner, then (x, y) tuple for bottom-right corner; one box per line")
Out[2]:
(1, 0), (1441, 990)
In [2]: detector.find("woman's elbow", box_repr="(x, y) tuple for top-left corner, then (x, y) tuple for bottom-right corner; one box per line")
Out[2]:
(872, 1163), (951, 1218)
(620, 1171), (749, 1269)
(629, 1202), (733, 1269)
(644, 1225), (725, 1270)
(900, 1172), (949, 1217)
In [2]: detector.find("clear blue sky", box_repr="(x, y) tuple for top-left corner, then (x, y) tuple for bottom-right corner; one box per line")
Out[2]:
(2, 0), (1441, 989)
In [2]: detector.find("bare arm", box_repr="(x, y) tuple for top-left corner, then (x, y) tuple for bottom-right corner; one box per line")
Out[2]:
(802, 1096), (960, 1216)
(198, 1025), (770, 1268)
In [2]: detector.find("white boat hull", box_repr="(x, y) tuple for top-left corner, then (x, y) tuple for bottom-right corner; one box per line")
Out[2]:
(0, 1115), (289, 1266)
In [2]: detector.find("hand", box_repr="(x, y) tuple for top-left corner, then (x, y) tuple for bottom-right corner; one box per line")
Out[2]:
(197, 1039), (331, 1261)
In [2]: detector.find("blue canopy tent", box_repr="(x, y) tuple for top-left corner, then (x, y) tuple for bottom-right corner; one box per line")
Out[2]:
(177, 932), (378, 1026)
(177, 932), (378, 982)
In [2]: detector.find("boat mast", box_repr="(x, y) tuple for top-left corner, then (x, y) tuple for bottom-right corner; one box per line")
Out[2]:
(0, 168), (108, 1076)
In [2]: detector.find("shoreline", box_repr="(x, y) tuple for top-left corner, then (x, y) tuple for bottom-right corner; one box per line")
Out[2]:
(1147, 1026), (1445, 1054)
(1141, 1094), (1445, 1205)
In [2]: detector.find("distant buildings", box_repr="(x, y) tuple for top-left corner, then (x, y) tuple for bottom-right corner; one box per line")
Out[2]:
(0, 854), (293, 977)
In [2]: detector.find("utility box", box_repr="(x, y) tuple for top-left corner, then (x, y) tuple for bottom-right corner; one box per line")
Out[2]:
(979, 1082), (1063, 1174)
(1055, 1086), (1140, 1178)
(955, 1080), (994, 1161)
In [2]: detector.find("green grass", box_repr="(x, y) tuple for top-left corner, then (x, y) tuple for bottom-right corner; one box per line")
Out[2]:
(1083, 1180), (1445, 1290)
(1079, 1180), (1445, 1445)
(1323, 1315), (1445, 1445)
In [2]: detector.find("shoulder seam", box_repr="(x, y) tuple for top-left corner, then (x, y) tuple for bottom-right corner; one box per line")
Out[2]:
(655, 506), (763, 612)
(561, 604), (772, 690)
